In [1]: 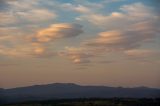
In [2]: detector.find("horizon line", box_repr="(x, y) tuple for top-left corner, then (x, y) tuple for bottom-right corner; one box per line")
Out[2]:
(1, 82), (160, 90)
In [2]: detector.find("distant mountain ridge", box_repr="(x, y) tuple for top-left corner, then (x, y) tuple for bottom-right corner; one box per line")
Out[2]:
(0, 83), (160, 104)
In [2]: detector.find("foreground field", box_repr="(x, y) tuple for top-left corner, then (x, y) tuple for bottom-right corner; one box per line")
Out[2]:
(3, 98), (160, 106)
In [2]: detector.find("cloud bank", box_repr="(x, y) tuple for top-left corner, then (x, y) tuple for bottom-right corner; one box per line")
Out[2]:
(0, 0), (159, 65)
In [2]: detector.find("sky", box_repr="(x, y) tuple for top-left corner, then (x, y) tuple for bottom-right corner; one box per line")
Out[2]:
(0, 0), (160, 89)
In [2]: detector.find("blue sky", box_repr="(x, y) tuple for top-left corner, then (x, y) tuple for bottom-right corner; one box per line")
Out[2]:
(0, 0), (160, 88)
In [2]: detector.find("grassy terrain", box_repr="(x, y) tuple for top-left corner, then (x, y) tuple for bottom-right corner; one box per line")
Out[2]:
(3, 98), (160, 106)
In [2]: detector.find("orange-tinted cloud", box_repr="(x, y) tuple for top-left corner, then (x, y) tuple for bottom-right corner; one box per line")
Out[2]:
(0, 23), (83, 58)
(32, 23), (83, 43)
(85, 21), (159, 51)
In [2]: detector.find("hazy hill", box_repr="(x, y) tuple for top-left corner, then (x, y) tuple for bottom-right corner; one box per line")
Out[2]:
(0, 83), (160, 104)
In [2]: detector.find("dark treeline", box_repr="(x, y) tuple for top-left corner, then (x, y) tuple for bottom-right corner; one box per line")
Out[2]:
(3, 98), (160, 106)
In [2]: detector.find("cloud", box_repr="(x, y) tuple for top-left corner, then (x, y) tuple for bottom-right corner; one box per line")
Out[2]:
(82, 2), (159, 53)
(0, 27), (31, 51)
(0, 22), (83, 58)
(73, 0), (123, 9)
(123, 49), (160, 64)
(0, 45), (30, 57)
(28, 44), (55, 58)
(0, 28), (55, 58)
(0, 0), (57, 25)
(76, 2), (158, 30)
(81, 21), (159, 64)
(0, 12), (17, 25)
(124, 49), (160, 58)
(0, 1), (159, 65)
(85, 30), (125, 49)
(85, 20), (159, 51)
(120, 2), (154, 19)
(32, 23), (83, 43)
(0, 30), (54, 58)
(62, 4), (91, 13)
(15, 9), (57, 23)
(59, 47), (94, 64)
(0, 0), (11, 11)
(0, 42), (55, 58)
(76, 12), (125, 27)
(61, 3), (160, 64)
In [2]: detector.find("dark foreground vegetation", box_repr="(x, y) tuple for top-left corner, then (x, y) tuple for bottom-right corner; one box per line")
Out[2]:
(3, 98), (160, 106)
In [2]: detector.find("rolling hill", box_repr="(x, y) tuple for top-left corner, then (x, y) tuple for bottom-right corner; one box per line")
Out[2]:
(0, 83), (160, 104)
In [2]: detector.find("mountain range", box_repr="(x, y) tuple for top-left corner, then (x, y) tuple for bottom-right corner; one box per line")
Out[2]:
(0, 83), (160, 104)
